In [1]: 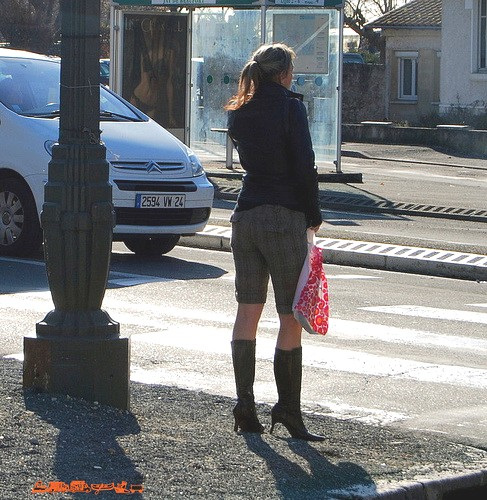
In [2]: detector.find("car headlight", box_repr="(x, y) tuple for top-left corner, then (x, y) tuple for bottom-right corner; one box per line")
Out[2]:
(188, 152), (204, 177)
(44, 140), (57, 156)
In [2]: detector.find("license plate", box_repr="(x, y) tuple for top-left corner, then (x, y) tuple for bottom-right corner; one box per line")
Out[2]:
(135, 194), (186, 208)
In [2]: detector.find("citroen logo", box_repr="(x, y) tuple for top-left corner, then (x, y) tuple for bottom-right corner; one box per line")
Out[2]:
(145, 161), (163, 173)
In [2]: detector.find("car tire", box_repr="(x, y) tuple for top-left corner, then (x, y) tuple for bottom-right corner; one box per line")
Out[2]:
(0, 177), (42, 257)
(123, 235), (180, 257)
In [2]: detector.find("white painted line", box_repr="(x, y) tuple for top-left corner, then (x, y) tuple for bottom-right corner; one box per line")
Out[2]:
(327, 274), (381, 280)
(221, 273), (381, 282)
(467, 303), (487, 309)
(128, 324), (487, 389)
(2, 292), (487, 353)
(362, 305), (487, 324)
(4, 353), (23, 361)
(8, 316), (487, 390)
(330, 318), (487, 353)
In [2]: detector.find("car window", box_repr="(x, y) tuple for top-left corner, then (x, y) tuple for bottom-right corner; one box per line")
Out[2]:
(0, 56), (143, 121)
(343, 53), (365, 64)
(100, 60), (110, 78)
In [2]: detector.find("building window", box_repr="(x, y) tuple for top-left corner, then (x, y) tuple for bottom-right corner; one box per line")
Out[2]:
(396, 52), (418, 100)
(480, 0), (487, 70)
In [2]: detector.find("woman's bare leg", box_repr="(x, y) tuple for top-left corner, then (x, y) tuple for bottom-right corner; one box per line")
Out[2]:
(232, 303), (265, 341)
(276, 313), (302, 350)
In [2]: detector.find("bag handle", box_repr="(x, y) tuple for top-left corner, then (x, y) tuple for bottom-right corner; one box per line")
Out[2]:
(306, 228), (316, 246)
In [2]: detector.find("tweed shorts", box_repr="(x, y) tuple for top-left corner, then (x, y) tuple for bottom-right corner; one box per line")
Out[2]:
(230, 205), (307, 314)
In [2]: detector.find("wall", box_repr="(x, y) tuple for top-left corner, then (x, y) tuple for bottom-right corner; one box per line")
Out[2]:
(440, 0), (487, 111)
(341, 64), (386, 123)
(342, 122), (487, 157)
(383, 27), (441, 124)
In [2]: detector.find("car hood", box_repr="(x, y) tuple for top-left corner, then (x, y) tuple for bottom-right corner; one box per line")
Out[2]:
(101, 119), (189, 162)
(23, 116), (190, 163)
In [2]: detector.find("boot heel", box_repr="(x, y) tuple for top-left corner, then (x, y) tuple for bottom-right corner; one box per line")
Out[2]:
(233, 403), (264, 433)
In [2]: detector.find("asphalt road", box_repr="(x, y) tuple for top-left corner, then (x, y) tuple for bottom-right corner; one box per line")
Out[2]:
(204, 142), (487, 255)
(2, 245), (486, 452)
(210, 200), (486, 254)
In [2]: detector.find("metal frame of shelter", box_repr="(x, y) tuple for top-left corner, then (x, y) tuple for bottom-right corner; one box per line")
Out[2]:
(111, 0), (344, 173)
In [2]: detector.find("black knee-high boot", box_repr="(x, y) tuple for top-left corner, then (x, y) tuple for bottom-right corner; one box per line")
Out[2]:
(231, 339), (264, 433)
(270, 347), (324, 441)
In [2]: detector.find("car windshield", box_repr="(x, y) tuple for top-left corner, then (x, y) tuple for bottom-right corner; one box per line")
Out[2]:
(0, 56), (142, 121)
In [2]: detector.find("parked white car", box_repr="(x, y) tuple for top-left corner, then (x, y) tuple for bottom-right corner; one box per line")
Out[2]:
(0, 48), (214, 257)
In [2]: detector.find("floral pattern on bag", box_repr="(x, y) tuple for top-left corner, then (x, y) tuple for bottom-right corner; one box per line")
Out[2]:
(293, 245), (329, 335)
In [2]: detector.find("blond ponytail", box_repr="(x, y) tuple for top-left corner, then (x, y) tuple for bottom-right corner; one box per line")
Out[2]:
(225, 43), (295, 111)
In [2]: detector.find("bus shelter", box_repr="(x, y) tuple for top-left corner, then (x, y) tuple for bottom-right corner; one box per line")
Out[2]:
(110, 0), (344, 171)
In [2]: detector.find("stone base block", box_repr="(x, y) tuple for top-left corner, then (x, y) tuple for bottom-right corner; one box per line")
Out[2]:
(23, 336), (130, 410)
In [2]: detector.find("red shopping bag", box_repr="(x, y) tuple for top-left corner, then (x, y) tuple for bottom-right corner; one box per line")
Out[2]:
(292, 231), (329, 335)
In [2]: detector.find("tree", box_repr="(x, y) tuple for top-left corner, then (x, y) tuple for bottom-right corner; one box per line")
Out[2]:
(344, 0), (409, 54)
(0, 0), (60, 54)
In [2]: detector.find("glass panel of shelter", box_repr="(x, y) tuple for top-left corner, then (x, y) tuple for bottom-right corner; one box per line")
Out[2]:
(190, 7), (339, 168)
(111, 2), (340, 169)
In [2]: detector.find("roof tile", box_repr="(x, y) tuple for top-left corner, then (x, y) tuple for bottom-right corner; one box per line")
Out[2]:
(367, 0), (442, 28)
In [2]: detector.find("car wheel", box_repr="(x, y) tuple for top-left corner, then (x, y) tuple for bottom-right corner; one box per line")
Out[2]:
(0, 178), (42, 257)
(123, 235), (180, 257)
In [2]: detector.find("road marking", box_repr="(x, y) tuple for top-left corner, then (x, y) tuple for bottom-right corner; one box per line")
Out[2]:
(130, 327), (487, 389)
(327, 274), (381, 280)
(361, 305), (487, 324)
(7, 320), (487, 391)
(2, 292), (487, 353)
(4, 353), (23, 361)
(467, 303), (487, 309)
(219, 273), (381, 282)
(129, 363), (411, 426)
(330, 317), (487, 353)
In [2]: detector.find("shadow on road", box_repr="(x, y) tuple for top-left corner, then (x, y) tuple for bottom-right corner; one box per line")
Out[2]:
(110, 252), (227, 282)
(242, 433), (377, 499)
(0, 252), (227, 295)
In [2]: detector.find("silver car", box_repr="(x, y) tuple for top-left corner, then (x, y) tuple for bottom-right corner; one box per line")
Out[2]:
(0, 48), (214, 257)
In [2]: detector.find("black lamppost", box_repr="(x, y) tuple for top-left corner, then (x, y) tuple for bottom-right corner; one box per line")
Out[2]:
(23, 0), (130, 410)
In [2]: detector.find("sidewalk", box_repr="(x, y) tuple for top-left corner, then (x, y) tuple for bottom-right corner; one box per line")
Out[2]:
(341, 142), (487, 169)
(2, 358), (487, 499)
(197, 143), (487, 281)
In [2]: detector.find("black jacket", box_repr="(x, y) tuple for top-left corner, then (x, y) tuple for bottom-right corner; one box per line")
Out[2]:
(227, 81), (322, 228)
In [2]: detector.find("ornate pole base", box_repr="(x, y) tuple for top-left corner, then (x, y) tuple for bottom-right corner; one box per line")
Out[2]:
(23, 336), (130, 410)
(36, 309), (120, 339)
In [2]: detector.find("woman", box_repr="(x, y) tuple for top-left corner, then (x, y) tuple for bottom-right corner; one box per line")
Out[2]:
(226, 43), (324, 441)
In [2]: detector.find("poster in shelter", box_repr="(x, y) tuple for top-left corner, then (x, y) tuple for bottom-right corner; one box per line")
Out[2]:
(273, 13), (329, 74)
(123, 14), (188, 131)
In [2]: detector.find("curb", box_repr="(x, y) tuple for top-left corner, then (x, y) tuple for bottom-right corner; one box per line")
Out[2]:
(179, 225), (487, 281)
(341, 149), (487, 171)
(371, 470), (487, 499)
